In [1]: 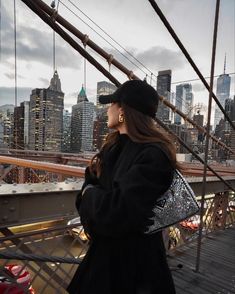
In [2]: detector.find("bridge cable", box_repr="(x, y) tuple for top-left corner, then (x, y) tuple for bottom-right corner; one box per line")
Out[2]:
(13, 0), (17, 107)
(21, 0), (121, 86)
(60, 0), (235, 96)
(0, 0), (1, 64)
(196, 0), (221, 273)
(172, 72), (235, 85)
(59, 0), (151, 81)
(13, 0), (18, 151)
(38, 0), (235, 136)
(51, 1), (56, 72)
(65, 0), (157, 81)
(148, 0), (235, 132)
(62, 0), (234, 102)
(82, 35), (89, 92)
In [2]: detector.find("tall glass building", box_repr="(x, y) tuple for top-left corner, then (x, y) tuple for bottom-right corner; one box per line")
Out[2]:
(175, 83), (194, 124)
(156, 70), (172, 123)
(214, 72), (231, 128)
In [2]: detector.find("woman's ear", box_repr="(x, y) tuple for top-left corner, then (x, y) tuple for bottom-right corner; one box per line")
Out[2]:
(119, 106), (124, 116)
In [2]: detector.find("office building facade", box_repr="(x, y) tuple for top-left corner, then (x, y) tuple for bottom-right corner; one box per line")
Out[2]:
(214, 72), (231, 128)
(29, 71), (64, 151)
(71, 86), (95, 152)
(156, 70), (172, 123)
(62, 110), (72, 152)
(175, 83), (194, 124)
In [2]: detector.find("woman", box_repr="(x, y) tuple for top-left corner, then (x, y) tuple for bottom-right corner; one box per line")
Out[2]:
(67, 80), (177, 294)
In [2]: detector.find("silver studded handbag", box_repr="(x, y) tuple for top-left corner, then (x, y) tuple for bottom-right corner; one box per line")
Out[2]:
(145, 169), (199, 234)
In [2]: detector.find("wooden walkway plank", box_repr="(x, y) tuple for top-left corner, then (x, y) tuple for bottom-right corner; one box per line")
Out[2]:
(171, 227), (235, 294)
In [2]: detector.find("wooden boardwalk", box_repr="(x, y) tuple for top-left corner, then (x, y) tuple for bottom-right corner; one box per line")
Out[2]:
(170, 226), (235, 294)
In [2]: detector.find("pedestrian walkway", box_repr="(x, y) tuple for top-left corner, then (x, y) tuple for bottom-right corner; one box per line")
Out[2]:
(170, 227), (235, 294)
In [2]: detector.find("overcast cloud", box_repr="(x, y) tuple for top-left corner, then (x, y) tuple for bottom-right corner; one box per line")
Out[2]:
(2, 26), (82, 69)
(0, 87), (32, 105)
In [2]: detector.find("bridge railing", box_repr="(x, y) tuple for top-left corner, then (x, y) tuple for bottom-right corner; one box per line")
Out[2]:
(0, 156), (235, 293)
(0, 184), (234, 293)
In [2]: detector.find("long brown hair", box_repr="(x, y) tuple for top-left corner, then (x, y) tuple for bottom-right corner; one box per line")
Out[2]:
(90, 103), (180, 176)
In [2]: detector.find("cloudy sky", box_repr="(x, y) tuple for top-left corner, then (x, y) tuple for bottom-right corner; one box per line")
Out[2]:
(0, 0), (234, 118)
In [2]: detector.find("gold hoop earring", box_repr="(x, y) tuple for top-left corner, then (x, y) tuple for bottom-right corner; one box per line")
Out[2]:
(118, 114), (124, 123)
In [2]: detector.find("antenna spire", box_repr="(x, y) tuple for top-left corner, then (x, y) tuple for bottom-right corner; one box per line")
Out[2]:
(223, 53), (226, 74)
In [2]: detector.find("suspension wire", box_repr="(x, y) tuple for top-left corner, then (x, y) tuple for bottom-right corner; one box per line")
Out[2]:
(0, 0), (1, 64)
(24, 0), (234, 155)
(65, 0), (158, 80)
(53, 28), (55, 71)
(42, 0), (233, 125)
(56, 0), (60, 10)
(13, 0), (17, 107)
(196, 0), (221, 273)
(22, 0), (232, 118)
(51, 1), (56, 72)
(60, 0), (234, 94)
(59, 0), (150, 80)
(29, 0), (139, 81)
(82, 33), (89, 93)
(60, 0), (235, 99)
(21, 0), (121, 86)
(53, 28), (56, 71)
(83, 44), (87, 92)
(148, 0), (235, 132)
(233, 1), (235, 96)
(172, 72), (235, 85)
(13, 0), (18, 151)
(61, 0), (235, 96)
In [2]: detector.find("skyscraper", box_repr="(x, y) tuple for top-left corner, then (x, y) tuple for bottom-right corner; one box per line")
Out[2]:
(13, 101), (29, 149)
(93, 107), (108, 151)
(62, 110), (72, 152)
(193, 111), (204, 143)
(214, 57), (231, 128)
(71, 86), (95, 152)
(225, 97), (235, 122)
(29, 71), (64, 151)
(230, 97), (235, 160)
(0, 106), (14, 148)
(224, 96), (235, 160)
(0, 122), (4, 148)
(156, 70), (171, 123)
(175, 83), (194, 124)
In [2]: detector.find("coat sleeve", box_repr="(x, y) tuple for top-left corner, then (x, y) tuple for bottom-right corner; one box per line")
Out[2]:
(79, 146), (174, 237)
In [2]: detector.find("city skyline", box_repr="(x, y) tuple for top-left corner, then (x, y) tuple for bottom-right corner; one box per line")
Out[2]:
(0, 70), (232, 126)
(0, 70), (234, 158)
(1, 0), (234, 119)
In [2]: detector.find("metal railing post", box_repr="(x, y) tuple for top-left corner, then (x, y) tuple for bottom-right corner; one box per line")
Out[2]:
(195, 0), (221, 272)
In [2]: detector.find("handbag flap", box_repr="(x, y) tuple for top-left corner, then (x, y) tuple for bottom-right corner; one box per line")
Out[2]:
(145, 169), (199, 234)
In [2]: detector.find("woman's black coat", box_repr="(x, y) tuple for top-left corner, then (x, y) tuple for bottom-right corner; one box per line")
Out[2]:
(67, 135), (176, 294)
